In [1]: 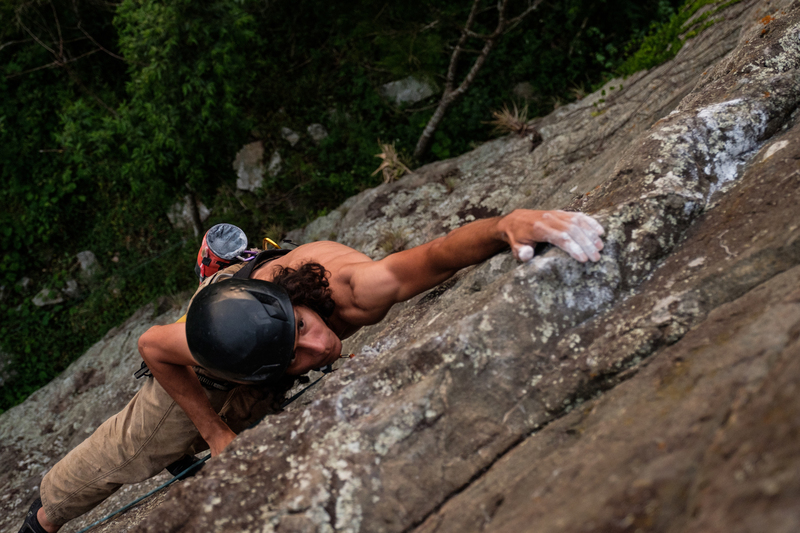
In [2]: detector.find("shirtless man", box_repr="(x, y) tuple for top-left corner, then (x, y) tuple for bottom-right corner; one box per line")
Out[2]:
(22, 209), (604, 533)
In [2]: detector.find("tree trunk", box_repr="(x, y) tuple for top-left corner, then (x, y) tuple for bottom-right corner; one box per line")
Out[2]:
(412, 0), (539, 160)
(414, 95), (456, 159)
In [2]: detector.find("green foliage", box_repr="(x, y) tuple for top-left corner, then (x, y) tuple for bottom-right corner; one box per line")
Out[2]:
(618, 0), (742, 76)
(1, 241), (196, 410)
(0, 0), (255, 411)
(1, 0), (123, 289)
(0, 0), (688, 410)
(114, 0), (257, 198)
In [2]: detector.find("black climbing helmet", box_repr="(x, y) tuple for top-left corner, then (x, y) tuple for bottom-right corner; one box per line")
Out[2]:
(186, 278), (296, 384)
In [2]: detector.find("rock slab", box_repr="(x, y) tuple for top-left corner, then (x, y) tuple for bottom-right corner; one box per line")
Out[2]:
(2, 1), (800, 532)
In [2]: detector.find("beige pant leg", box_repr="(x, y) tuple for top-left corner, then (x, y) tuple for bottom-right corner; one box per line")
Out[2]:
(40, 377), (231, 525)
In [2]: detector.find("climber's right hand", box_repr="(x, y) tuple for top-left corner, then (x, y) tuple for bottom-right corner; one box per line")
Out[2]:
(498, 209), (605, 263)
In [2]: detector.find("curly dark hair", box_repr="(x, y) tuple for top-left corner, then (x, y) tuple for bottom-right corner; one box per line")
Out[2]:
(271, 262), (336, 320)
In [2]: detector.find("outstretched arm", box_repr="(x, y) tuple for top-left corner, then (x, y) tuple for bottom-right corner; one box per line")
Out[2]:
(137, 323), (236, 456)
(344, 209), (603, 323)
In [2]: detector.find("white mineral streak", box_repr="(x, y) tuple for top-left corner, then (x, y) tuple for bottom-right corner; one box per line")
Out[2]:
(375, 422), (411, 455)
(489, 254), (507, 271)
(642, 171), (704, 202)
(297, 468), (334, 532)
(695, 99), (767, 198)
(688, 257), (706, 268)
(762, 140), (790, 161)
(651, 293), (683, 326)
(426, 311), (443, 326)
(334, 475), (363, 532)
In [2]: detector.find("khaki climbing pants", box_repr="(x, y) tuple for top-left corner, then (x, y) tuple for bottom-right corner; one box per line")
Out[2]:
(40, 375), (281, 526)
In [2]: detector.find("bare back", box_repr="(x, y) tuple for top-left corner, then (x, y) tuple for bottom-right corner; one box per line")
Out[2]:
(250, 241), (379, 338)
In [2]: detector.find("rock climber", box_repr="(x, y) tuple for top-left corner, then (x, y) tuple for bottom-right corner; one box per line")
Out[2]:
(19, 209), (604, 533)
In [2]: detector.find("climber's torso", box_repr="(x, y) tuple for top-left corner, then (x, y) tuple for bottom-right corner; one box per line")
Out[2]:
(251, 240), (397, 340)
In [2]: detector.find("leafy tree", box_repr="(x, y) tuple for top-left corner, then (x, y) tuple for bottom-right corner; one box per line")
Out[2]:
(113, 0), (258, 203)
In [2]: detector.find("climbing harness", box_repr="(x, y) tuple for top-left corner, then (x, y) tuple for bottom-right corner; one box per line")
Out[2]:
(136, 363), (237, 392)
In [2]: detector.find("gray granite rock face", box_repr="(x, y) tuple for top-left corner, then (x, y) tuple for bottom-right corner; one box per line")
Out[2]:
(2, 1), (800, 532)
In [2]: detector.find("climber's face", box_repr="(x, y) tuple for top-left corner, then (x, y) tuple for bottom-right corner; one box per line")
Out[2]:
(285, 306), (342, 375)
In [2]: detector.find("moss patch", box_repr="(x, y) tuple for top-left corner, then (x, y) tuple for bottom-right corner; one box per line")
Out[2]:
(619, 0), (744, 76)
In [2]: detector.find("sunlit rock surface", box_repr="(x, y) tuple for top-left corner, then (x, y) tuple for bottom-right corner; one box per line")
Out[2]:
(2, 1), (799, 531)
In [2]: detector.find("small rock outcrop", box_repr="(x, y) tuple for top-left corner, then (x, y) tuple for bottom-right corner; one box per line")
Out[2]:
(166, 195), (210, 236)
(1, 1), (799, 532)
(281, 127), (301, 147)
(76, 251), (101, 280)
(307, 123), (329, 144)
(31, 287), (65, 307)
(380, 75), (437, 105)
(234, 141), (266, 191)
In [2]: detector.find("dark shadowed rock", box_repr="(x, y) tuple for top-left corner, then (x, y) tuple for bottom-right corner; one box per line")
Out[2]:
(2, 1), (799, 532)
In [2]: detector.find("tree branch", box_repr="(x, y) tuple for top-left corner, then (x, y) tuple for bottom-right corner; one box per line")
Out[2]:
(445, 0), (481, 94)
(49, 0), (64, 60)
(16, 14), (56, 56)
(5, 48), (100, 79)
(504, 0), (544, 31)
(0, 39), (33, 53)
(463, 0), (542, 39)
(413, 0), (542, 159)
(72, 0), (127, 62)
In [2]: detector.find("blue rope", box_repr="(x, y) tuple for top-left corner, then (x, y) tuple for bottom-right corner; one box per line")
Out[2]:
(73, 368), (334, 533)
(277, 367), (332, 410)
(74, 455), (211, 533)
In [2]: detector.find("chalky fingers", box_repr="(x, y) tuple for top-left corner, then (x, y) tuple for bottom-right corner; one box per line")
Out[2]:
(567, 214), (603, 262)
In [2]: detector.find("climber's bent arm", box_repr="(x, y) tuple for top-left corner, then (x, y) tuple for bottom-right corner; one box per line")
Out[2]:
(342, 209), (604, 323)
(137, 322), (236, 456)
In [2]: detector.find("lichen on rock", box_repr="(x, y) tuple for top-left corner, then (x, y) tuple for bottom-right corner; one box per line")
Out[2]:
(3, 1), (800, 532)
